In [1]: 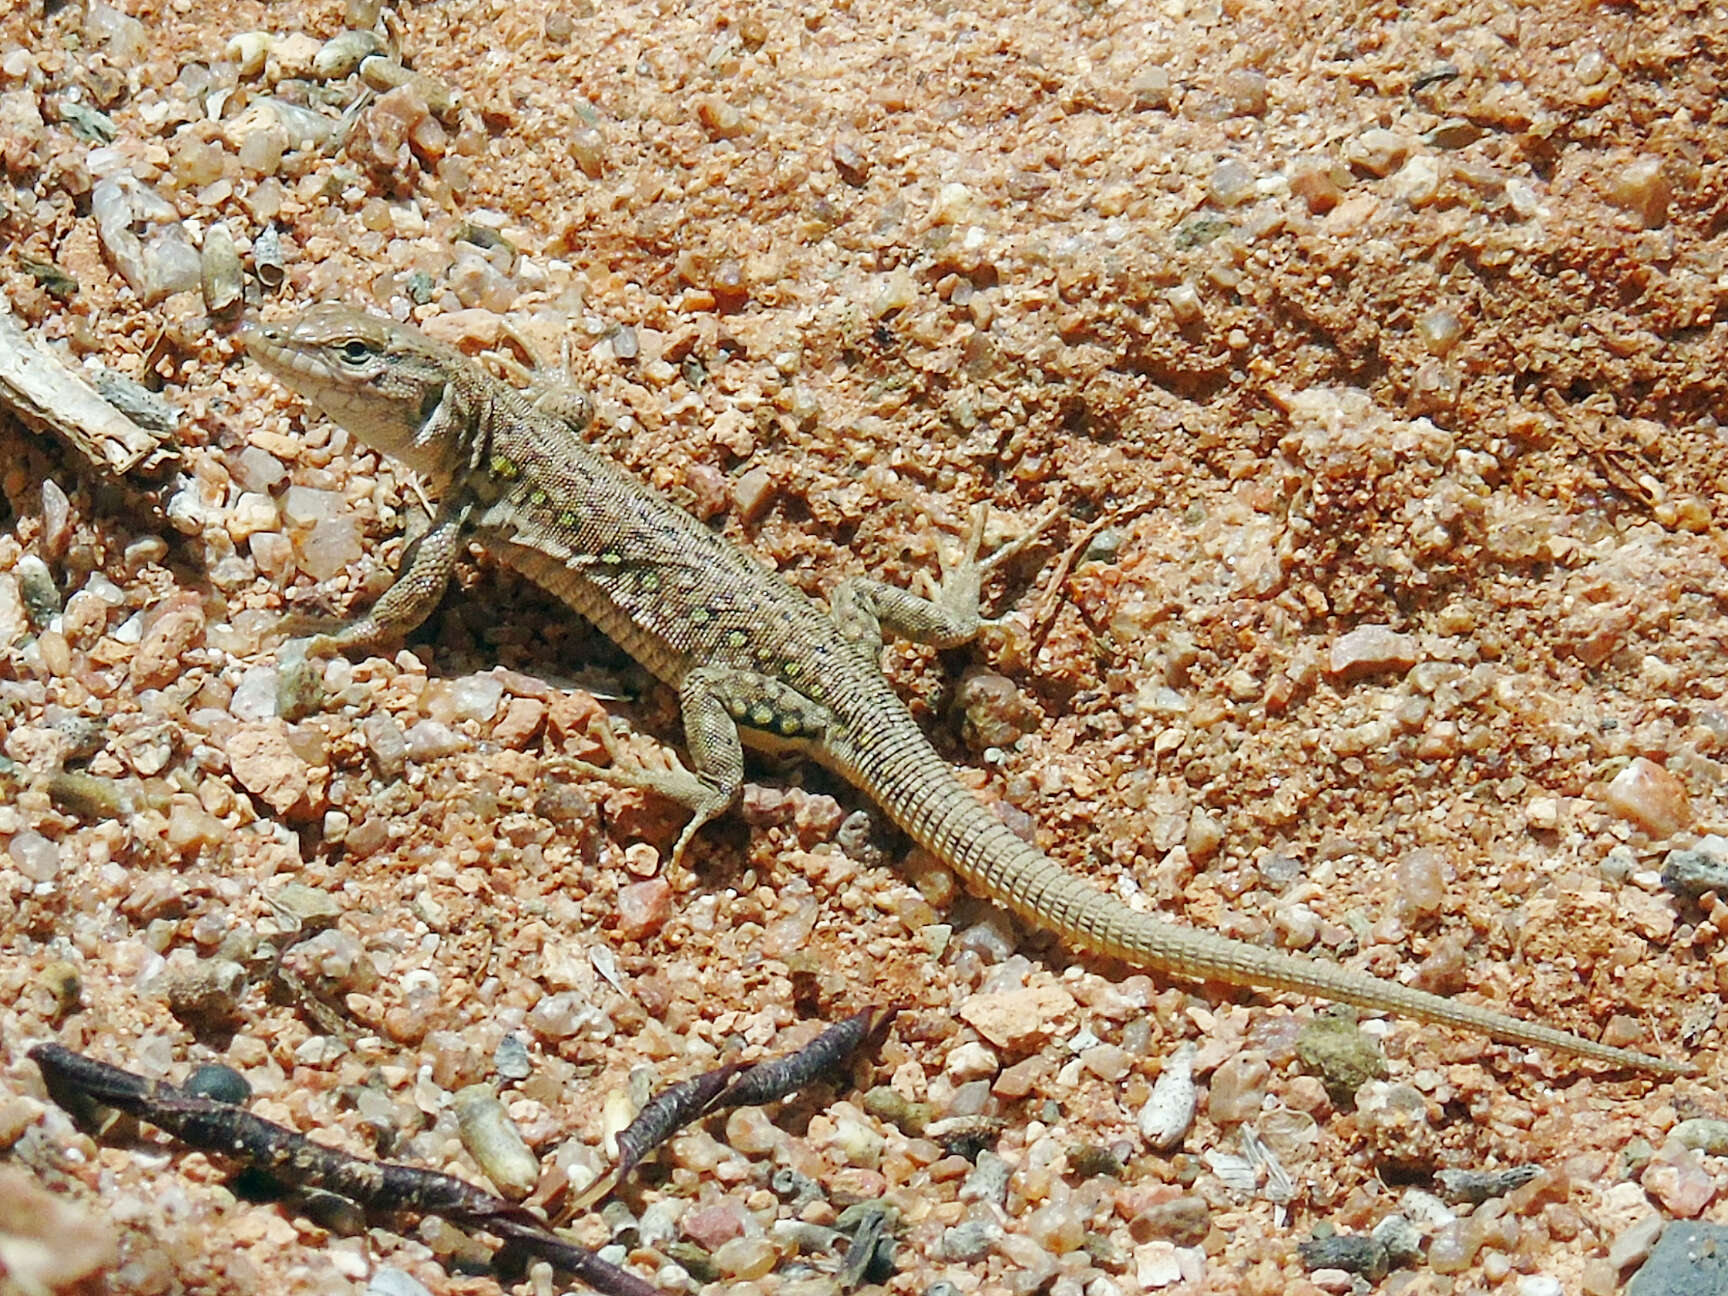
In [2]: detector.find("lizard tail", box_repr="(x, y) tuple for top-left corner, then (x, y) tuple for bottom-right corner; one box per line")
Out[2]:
(839, 729), (1691, 1076)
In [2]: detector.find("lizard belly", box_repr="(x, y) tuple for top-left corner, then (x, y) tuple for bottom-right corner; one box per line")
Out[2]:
(490, 538), (695, 687)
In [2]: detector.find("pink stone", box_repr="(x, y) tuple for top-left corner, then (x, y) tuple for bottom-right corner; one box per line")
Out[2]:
(1326, 624), (1418, 681)
(681, 1202), (746, 1250)
(491, 697), (547, 748)
(1603, 757), (1691, 838)
(227, 722), (311, 814)
(958, 984), (1076, 1050)
(1642, 1149), (1716, 1218)
(1206, 1051), (1271, 1125)
(616, 878), (672, 941)
(130, 593), (205, 689)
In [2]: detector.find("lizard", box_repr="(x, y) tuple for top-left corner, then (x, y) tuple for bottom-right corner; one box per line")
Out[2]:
(240, 303), (1692, 1078)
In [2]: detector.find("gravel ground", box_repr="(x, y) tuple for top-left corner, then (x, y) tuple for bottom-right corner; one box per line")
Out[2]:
(2, 1), (1727, 1294)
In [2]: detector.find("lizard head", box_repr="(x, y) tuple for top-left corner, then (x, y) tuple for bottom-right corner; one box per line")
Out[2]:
(242, 304), (464, 482)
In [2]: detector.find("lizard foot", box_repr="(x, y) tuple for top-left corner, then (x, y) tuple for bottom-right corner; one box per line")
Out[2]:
(546, 736), (732, 868)
(936, 497), (1065, 626)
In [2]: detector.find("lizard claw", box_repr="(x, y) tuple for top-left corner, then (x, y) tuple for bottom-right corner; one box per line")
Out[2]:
(545, 743), (730, 869)
(971, 495), (1065, 578)
(932, 498), (1065, 626)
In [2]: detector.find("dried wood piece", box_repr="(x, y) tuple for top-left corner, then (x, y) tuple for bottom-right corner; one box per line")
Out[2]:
(0, 292), (176, 477)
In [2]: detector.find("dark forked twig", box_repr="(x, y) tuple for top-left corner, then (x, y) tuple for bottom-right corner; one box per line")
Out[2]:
(569, 1005), (897, 1213)
(30, 1006), (896, 1296)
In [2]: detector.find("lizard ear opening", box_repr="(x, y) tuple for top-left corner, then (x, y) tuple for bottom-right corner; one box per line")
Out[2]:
(418, 381), (446, 429)
(405, 380), (460, 474)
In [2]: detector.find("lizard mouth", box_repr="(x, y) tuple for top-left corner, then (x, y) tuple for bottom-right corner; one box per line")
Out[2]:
(238, 318), (317, 389)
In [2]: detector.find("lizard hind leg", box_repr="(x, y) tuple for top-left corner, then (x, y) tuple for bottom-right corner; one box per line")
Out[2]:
(830, 500), (1064, 656)
(549, 665), (838, 866)
(547, 666), (774, 868)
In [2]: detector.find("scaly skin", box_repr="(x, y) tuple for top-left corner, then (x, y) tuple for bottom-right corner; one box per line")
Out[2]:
(242, 304), (1692, 1078)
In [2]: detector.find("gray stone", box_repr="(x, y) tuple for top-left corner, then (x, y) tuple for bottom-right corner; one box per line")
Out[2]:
(1627, 1222), (1728, 1296)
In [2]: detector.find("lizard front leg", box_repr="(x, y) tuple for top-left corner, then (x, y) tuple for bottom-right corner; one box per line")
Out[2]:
(289, 497), (470, 657)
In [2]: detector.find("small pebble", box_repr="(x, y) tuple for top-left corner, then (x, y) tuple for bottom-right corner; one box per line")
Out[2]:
(39, 479), (72, 562)
(525, 990), (602, 1040)
(16, 555), (61, 628)
(1221, 68), (1267, 116)
(9, 831), (61, 882)
(267, 882), (342, 932)
(363, 713), (408, 778)
(165, 958), (248, 1026)
(862, 1086), (931, 1136)
(639, 1199), (685, 1249)
(1345, 128), (1410, 177)
(282, 929), (379, 997)
(832, 1112), (884, 1168)
(958, 984), (1075, 1050)
(1371, 1214), (1424, 1266)
(1138, 1042), (1197, 1150)
(183, 1063), (251, 1105)
(1425, 118), (1484, 150)
(958, 1151), (1010, 1207)
(1393, 848), (1446, 921)
(1289, 155), (1345, 213)
(200, 222), (242, 317)
(941, 1217), (1001, 1262)
(1641, 1146), (1716, 1217)
(713, 1236), (777, 1280)
(1608, 1212), (1666, 1271)
(732, 466), (775, 524)
(616, 878), (672, 940)
(571, 127), (605, 178)
(275, 658), (324, 722)
(41, 960), (82, 1016)
(1207, 157), (1255, 207)
(253, 222), (285, 284)
(225, 30), (273, 76)
(682, 1202), (746, 1251)
(494, 1033), (532, 1081)
(367, 1268), (437, 1296)
(1298, 1233), (1389, 1280)
(1610, 156), (1670, 229)
(403, 719), (467, 761)
(725, 1106), (784, 1157)
(1391, 155), (1441, 207)
(1355, 1082), (1437, 1168)
(1661, 843), (1728, 899)
(1604, 757), (1691, 838)
(1129, 1195), (1209, 1246)
(1206, 1050), (1270, 1125)
(1133, 1240), (1183, 1288)
(1327, 624), (1418, 680)
(454, 1085), (541, 1200)
(314, 29), (384, 80)
(945, 1040), (1000, 1082)
(1166, 283), (1203, 325)
(1130, 66), (1171, 110)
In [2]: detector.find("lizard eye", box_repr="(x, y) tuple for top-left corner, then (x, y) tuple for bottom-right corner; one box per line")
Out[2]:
(338, 339), (372, 364)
